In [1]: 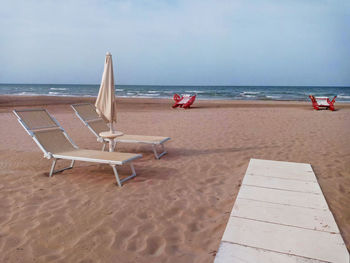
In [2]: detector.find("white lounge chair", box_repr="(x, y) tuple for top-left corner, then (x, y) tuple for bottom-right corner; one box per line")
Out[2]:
(71, 103), (171, 159)
(13, 109), (142, 187)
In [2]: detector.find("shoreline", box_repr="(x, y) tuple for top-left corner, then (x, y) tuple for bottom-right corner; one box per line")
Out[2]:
(1, 84), (349, 103)
(1, 95), (350, 109)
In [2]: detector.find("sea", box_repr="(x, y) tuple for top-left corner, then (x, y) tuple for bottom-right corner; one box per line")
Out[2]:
(0, 84), (349, 102)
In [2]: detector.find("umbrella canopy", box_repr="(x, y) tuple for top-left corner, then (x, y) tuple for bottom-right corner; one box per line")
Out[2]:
(95, 52), (118, 132)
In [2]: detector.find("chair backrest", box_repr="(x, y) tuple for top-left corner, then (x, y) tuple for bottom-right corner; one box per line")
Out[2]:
(187, 94), (196, 105)
(71, 103), (109, 138)
(309, 95), (317, 103)
(13, 109), (77, 157)
(173, 93), (181, 102)
(330, 95), (337, 104)
(71, 103), (100, 121)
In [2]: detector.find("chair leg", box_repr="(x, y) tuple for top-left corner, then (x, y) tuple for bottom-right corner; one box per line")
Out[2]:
(101, 142), (107, 151)
(111, 165), (122, 187)
(130, 164), (136, 177)
(111, 164), (137, 187)
(49, 159), (74, 177)
(152, 144), (167, 159)
(49, 159), (57, 177)
(121, 164), (137, 184)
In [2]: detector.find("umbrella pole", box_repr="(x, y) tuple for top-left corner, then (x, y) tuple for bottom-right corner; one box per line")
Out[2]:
(110, 121), (114, 133)
(108, 121), (115, 152)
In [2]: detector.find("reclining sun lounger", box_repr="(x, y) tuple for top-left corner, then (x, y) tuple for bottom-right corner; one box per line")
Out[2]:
(71, 103), (171, 159)
(172, 93), (196, 109)
(309, 95), (337, 111)
(13, 109), (142, 187)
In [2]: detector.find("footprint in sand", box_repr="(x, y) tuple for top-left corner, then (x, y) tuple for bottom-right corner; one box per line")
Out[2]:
(141, 236), (165, 256)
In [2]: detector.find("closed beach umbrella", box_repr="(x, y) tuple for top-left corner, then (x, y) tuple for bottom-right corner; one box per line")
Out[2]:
(95, 52), (118, 133)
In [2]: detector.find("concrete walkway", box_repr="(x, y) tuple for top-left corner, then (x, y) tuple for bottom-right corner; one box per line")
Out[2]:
(214, 159), (349, 263)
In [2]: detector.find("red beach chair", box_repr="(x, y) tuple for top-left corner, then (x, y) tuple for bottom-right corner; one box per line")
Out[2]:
(309, 95), (337, 111)
(172, 94), (196, 109)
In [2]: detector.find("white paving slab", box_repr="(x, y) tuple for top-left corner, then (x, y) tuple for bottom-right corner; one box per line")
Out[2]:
(214, 242), (326, 263)
(231, 198), (340, 233)
(222, 217), (348, 263)
(237, 184), (328, 209)
(246, 159), (317, 182)
(249, 158), (311, 168)
(242, 174), (322, 194)
(214, 159), (349, 263)
(237, 184), (329, 210)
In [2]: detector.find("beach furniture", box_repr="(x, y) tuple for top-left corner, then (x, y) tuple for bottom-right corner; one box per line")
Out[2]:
(71, 103), (171, 159)
(13, 109), (142, 187)
(172, 93), (196, 109)
(309, 95), (336, 111)
(96, 52), (118, 133)
(214, 159), (349, 263)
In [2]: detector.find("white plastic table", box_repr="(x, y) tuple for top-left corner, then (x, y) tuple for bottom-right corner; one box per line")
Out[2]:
(99, 131), (124, 152)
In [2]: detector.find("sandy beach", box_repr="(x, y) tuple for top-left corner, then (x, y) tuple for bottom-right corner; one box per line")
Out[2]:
(0, 96), (349, 263)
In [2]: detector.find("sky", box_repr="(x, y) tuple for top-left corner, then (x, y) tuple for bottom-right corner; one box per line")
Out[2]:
(0, 0), (349, 86)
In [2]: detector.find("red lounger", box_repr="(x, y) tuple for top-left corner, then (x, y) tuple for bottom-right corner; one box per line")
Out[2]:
(172, 94), (196, 109)
(309, 95), (336, 111)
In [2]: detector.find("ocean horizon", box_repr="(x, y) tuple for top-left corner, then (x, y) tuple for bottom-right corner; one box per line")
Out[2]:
(1, 83), (350, 102)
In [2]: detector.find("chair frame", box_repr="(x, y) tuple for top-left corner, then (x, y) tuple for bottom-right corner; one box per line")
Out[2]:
(172, 94), (196, 109)
(309, 95), (337, 111)
(13, 109), (140, 187)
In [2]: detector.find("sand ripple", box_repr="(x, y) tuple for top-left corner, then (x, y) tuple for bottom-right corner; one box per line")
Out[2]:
(0, 101), (349, 262)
